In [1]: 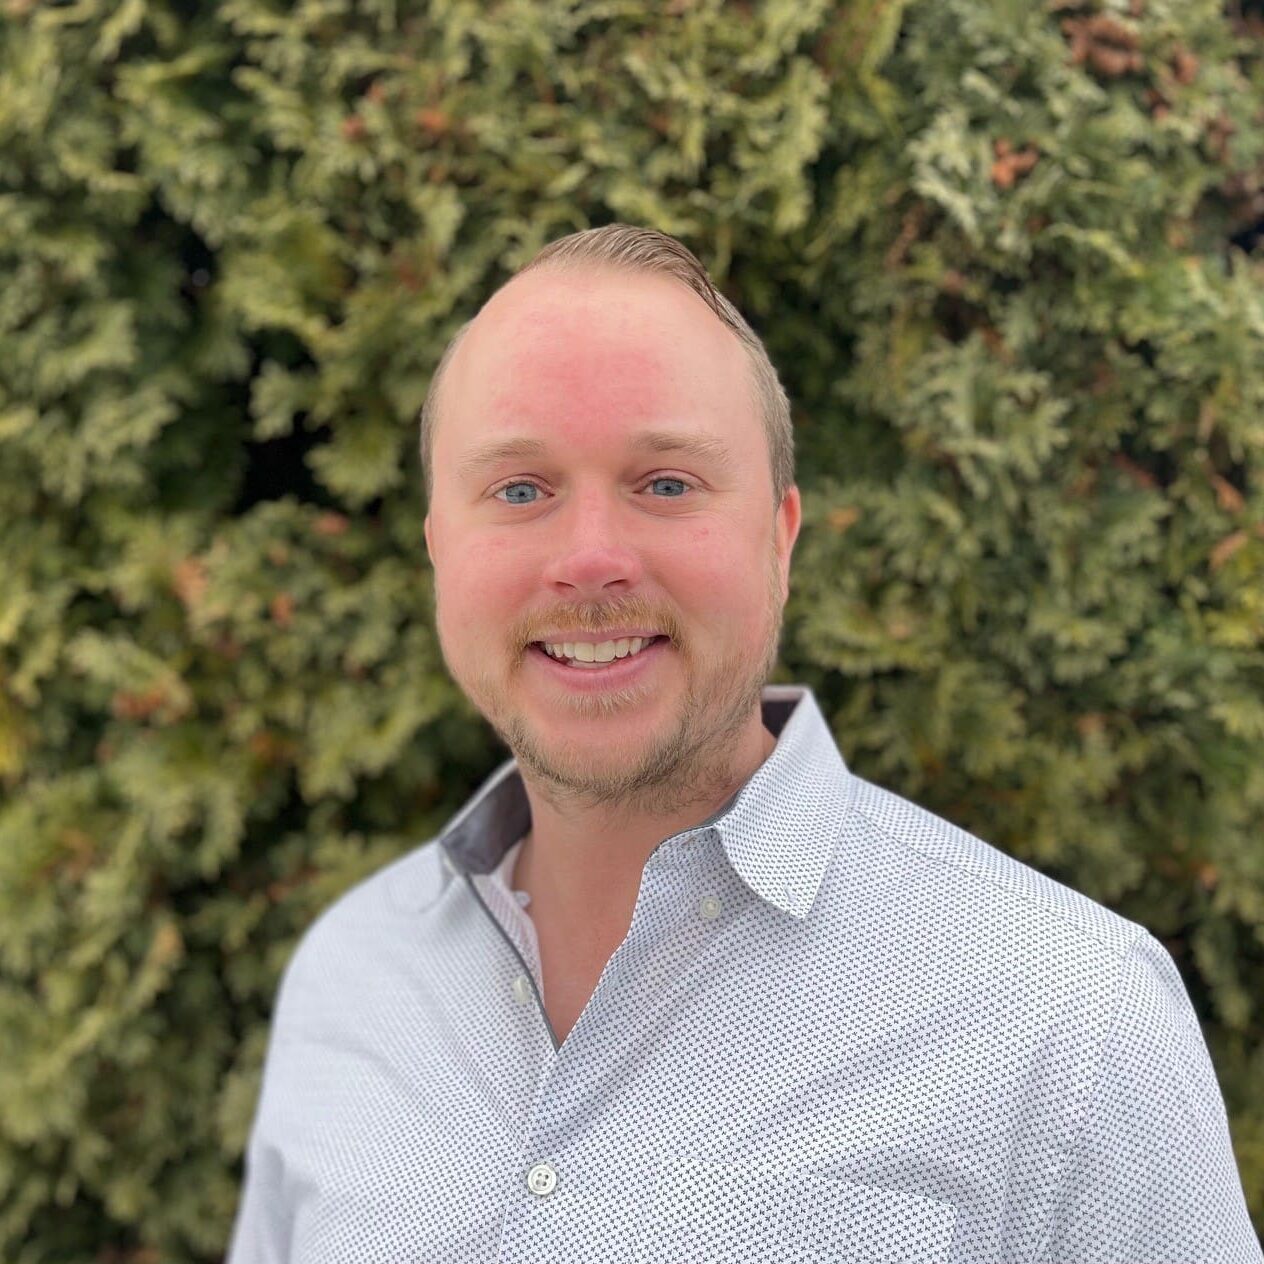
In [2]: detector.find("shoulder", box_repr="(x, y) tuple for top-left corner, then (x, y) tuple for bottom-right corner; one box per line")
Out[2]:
(841, 773), (1151, 967)
(826, 775), (1202, 1089)
(266, 839), (447, 1034)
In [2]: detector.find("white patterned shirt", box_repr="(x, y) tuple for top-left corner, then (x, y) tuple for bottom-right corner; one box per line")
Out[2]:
(227, 684), (1261, 1262)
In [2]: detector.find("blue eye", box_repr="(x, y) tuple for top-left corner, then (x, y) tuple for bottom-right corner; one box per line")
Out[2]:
(649, 477), (689, 497)
(491, 475), (695, 505)
(495, 481), (541, 504)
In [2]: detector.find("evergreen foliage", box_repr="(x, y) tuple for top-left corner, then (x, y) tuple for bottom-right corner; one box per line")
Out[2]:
(1, 0), (1261, 1257)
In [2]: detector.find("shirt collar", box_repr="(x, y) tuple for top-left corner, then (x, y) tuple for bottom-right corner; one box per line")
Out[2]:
(435, 684), (855, 920)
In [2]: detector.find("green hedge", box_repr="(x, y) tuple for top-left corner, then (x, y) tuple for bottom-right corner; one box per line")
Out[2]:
(1, 0), (1261, 1257)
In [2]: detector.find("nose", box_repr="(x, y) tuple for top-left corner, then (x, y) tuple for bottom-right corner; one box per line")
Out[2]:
(538, 488), (646, 598)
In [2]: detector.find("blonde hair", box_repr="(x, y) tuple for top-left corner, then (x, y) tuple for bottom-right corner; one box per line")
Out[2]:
(418, 223), (794, 505)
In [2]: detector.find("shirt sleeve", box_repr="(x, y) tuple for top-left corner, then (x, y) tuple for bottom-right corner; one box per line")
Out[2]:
(224, 1128), (290, 1264)
(1040, 931), (1262, 1263)
(224, 952), (307, 1264)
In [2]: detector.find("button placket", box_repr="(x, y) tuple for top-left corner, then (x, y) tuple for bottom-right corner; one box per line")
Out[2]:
(689, 827), (725, 924)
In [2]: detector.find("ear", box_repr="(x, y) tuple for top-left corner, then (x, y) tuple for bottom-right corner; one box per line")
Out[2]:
(424, 512), (436, 568)
(774, 485), (801, 601)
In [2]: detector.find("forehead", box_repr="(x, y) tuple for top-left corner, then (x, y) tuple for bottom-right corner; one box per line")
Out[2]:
(437, 266), (756, 456)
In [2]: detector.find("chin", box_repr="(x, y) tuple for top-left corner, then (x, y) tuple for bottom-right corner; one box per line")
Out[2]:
(530, 708), (652, 749)
(517, 710), (658, 765)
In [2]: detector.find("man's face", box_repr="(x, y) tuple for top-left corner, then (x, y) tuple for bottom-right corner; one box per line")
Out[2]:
(424, 266), (800, 811)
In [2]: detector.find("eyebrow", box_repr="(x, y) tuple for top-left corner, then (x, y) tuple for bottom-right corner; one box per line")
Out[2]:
(455, 428), (736, 481)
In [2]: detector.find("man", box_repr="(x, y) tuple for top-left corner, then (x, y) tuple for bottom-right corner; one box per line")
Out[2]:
(227, 224), (1261, 1262)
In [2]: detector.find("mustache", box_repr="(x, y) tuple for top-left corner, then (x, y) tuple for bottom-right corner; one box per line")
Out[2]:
(519, 601), (679, 644)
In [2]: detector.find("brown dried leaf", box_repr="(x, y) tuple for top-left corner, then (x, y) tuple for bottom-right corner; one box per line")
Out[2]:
(1085, 14), (1140, 48)
(1171, 47), (1199, 85)
(1206, 111), (1235, 161)
(1197, 398), (1217, 442)
(415, 108), (450, 136)
(1088, 45), (1143, 77)
(1111, 453), (1157, 490)
(270, 592), (295, 627)
(979, 325), (1010, 360)
(59, 828), (97, 882)
(111, 686), (169, 721)
(212, 634), (244, 661)
(991, 144), (1039, 188)
(1209, 530), (1247, 571)
(150, 921), (184, 968)
(883, 203), (927, 269)
(1089, 362), (1116, 396)
(1067, 465), (1099, 499)
(267, 865), (320, 904)
(314, 511), (350, 536)
(1061, 15), (1144, 76)
(171, 557), (208, 609)
(249, 731), (296, 766)
(1211, 474), (1244, 514)
(827, 506), (861, 533)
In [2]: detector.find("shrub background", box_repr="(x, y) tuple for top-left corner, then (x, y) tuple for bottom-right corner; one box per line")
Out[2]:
(1, 0), (1262, 1258)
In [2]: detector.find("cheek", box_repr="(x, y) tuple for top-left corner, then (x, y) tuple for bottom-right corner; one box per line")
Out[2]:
(665, 526), (767, 619)
(438, 536), (536, 640)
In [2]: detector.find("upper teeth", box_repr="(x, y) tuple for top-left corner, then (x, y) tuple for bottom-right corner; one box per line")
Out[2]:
(541, 637), (656, 662)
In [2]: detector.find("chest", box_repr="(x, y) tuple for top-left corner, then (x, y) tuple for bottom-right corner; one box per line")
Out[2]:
(254, 856), (1111, 1263)
(254, 927), (1071, 1264)
(532, 912), (631, 1045)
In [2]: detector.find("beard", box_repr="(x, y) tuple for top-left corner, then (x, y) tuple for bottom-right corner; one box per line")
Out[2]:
(438, 547), (785, 818)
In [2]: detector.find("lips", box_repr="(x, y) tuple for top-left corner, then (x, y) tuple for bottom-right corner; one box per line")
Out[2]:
(526, 635), (671, 690)
(532, 635), (667, 666)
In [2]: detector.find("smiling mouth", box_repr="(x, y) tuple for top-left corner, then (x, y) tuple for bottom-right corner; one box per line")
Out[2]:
(529, 635), (668, 669)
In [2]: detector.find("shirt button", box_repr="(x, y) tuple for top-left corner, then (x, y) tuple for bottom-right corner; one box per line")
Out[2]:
(698, 894), (722, 921)
(526, 1161), (557, 1196)
(511, 974), (533, 1004)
